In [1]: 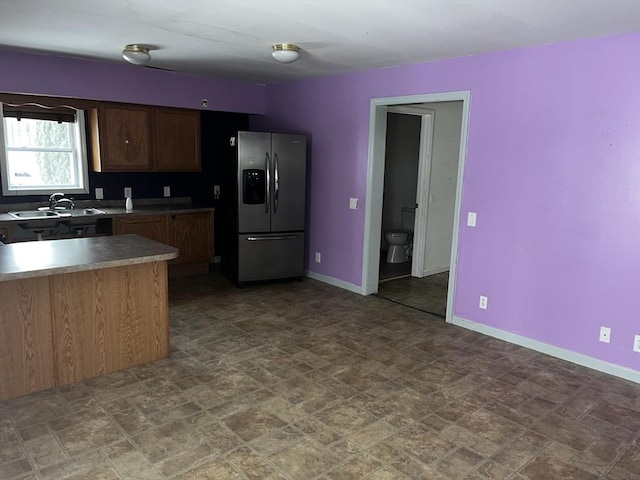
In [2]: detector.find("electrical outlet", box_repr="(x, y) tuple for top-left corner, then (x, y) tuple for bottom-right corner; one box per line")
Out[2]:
(599, 326), (611, 344)
(467, 212), (477, 227)
(124, 187), (132, 198)
(95, 187), (104, 200)
(201, 99), (208, 108)
(214, 185), (220, 199)
(479, 295), (488, 310)
(163, 186), (171, 197)
(349, 198), (358, 209)
(315, 252), (321, 263)
(633, 335), (640, 353)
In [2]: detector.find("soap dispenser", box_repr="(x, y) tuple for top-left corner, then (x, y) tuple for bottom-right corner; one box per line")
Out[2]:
(125, 196), (133, 211)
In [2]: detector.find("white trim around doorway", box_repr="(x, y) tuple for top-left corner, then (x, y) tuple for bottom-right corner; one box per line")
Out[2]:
(362, 91), (471, 325)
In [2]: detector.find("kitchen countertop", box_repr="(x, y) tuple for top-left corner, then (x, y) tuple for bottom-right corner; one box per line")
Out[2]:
(0, 234), (178, 281)
(0, 202), (214, 224)
(97, 203), (215, 216)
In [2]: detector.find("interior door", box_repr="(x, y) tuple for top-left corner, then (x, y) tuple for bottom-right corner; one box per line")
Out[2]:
(411, 111), (434, 278)
(270, 134), (307, 232)
(237, 131), (271, 233)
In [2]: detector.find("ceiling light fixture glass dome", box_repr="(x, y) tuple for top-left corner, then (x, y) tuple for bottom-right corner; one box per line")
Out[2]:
(122, 44), (151, 65)
(272, 43), (300, 64)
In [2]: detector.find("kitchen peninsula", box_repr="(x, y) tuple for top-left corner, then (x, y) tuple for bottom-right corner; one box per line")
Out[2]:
(0, 234), (178, 400)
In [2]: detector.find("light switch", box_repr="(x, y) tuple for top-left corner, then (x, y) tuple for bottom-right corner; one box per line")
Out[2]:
(349, 198), (358, 209)
(95, 188), (104, 200)
(467, 212), (477, 227)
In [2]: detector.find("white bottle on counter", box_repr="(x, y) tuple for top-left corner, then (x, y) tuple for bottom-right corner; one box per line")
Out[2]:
(125, 197), (133, 211)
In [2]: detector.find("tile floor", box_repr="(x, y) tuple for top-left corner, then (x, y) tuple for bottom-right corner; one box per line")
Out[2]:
(378, 255), (411, 282)
(1, 272), (639, 479)
(377, 272), (449, 318)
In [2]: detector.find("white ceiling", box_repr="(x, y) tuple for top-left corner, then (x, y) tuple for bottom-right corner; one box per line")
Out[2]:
(0, 0), (639, 84)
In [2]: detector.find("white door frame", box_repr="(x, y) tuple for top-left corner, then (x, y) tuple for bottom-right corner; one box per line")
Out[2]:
(386, 105), (435, 278)
(362, 91), (471, 324)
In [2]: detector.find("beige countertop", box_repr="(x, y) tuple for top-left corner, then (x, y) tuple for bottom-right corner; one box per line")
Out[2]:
(97, 203), (214, 216)
(0, 202), (214, 224)
(0, 234), (178, 281)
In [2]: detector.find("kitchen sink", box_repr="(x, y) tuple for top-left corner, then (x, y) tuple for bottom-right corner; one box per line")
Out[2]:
(58, 208), (106, 228)
(61, 208), (106, 217)
(8, 208), (106, 230)
(9, 210), (62, 229)
(8, 210), (60, 219)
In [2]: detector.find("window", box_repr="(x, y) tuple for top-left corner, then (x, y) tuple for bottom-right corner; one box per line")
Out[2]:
(0, 102), (89, 196)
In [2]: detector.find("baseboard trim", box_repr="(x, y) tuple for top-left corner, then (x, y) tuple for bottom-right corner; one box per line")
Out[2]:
(452, 315), (640, 384)
(304, 271), (365, 295)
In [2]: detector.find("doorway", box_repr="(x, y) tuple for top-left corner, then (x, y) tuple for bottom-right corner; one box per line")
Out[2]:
(362, 91), (471, 324)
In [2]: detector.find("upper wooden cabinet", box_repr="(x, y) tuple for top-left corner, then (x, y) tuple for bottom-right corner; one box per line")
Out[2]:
(154, 108), (201, 172)
(90, 103), (153, 172)
(90, 103), (201, 172)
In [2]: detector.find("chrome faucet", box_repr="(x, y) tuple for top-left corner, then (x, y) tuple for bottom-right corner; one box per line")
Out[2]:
(49, 192), (75, 210)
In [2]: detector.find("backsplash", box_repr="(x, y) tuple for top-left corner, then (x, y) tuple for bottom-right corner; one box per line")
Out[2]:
(0, 170), (211, 206)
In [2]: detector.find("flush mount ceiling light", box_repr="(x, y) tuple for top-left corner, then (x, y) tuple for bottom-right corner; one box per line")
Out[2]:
(272, 43), (300, 64)
(122, 44), (151, 65)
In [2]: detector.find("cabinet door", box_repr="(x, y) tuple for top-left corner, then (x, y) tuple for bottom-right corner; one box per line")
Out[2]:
(154, 108), (201, 172)
(92, 103), (152, 171)
(112, 215), (168, 245)
(169, 212), (213, 264)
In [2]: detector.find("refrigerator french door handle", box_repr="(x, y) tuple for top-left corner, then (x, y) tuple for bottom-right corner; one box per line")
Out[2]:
(274, 152), (280, 213)
(265, 152), (271, 213)
(246, 235), (300, 241)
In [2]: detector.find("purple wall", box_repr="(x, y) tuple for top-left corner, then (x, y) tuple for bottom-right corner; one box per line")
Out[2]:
(0, 37), (638, 372)
(263, 33), (640, 372)
(0, 49), (265, 113)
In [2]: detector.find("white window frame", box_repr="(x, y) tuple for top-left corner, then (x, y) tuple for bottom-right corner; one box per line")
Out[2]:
(0, 102), (90, 196)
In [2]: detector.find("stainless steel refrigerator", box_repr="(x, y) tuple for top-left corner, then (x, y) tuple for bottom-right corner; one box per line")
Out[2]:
(221, 131), (307, 285)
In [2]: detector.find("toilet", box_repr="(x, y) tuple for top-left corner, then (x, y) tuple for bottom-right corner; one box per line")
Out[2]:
(384, 207), (415, 263)
(385, 230), (411, 263)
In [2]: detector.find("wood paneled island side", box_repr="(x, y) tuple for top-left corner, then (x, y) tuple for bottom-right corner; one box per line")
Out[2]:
(0, 235), (178, 400)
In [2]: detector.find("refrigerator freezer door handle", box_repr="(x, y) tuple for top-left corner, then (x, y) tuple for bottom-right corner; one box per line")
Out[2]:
(274, 152), (280, 213)
(246, 235), (300, 241)
(265, 152), (270, 213)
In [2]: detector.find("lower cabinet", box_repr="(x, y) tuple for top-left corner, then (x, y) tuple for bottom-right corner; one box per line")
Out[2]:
(112, 215), (168, 244)
(112, 211), (213, 275)
(0, 262), (170, 400)
(169, 212), (213, 264)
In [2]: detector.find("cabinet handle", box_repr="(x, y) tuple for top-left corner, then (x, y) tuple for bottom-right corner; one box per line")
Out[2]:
(125, 139), (130, 144)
